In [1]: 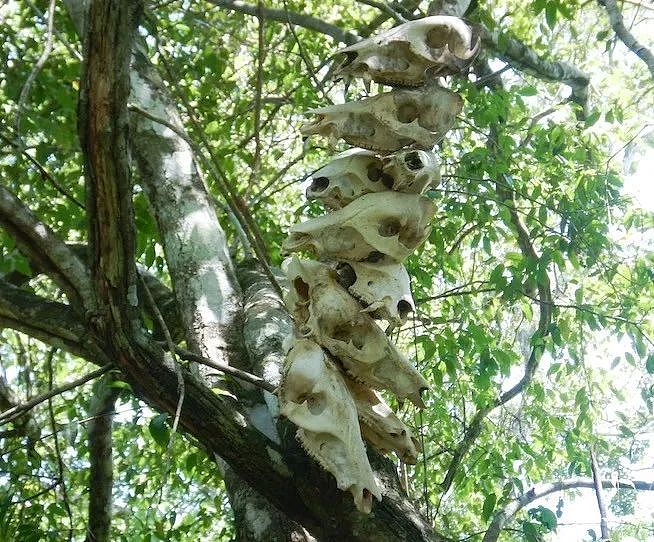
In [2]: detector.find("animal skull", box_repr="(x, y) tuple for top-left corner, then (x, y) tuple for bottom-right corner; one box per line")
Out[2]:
(283, 257), (429, 407)
(334, 260), (414, 326)
(278, 338), (381, 513)
(306, 149), (390, 209)
(381, 149), (440, 194)
(283, 192), (435, 264)
(345, 376), (421, 464)
(333, 16), (479, 86)
(300, 86), (463, 152)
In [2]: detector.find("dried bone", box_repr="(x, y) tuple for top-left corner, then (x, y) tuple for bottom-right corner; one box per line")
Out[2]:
(334, 260), (414, 326)
(306, 149), (389, 209)
(344, 376), (421, 464)
(334, 16), (479, 86)
(300, 86), (463, 152)
(283, 257), (429, 407)
(381, 149), (440, 194)
(278, 337), (381, 513)
(283, 192), (435, 264)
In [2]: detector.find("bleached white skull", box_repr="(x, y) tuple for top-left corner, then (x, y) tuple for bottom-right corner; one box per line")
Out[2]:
(278, 338), (382, 513)
(345, 377), (421, 464)
(283, 257), (429, 407)
(306, 149), (390, 209)
(381, 149), (440, 193)
(333, 16), (479, 86)
(300, 86), (463, 152)
(283, 192), (435, 264)
(334, 261), (414, 326)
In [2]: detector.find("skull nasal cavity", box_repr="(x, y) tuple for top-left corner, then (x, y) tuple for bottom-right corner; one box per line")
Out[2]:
(310, 176), (330, 192)
(307, 396), (326, 415)
(404, 151), (424, 170)
(379, 218), (401, 237)
(425, 27), (449, 49)
(397, 102), (419, 123)
(339, 51), (358, 68)
(397, 300), (413, 318)
(335, 262), (357, 289)
(293, 277), (310, 300)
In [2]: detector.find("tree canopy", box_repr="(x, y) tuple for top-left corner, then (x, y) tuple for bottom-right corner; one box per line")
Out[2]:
(0, 0), (653, 541)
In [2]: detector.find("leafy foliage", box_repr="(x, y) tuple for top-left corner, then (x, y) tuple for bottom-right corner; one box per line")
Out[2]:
(0, 0), (653, 540)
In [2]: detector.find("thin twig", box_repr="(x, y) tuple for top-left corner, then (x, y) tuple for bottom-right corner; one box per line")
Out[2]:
(0, 132), (85, 209)
(45, 348), (73, 542)
(174, 347), (276, 393)
(0, 364), (113, 426)
(15, 0), (56, 145)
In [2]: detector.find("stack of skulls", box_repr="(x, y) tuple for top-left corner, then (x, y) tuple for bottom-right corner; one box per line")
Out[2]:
(277, 16), (479, 513)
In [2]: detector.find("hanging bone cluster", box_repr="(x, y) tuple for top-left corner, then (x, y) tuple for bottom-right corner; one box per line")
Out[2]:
(277, 16), (479, 513)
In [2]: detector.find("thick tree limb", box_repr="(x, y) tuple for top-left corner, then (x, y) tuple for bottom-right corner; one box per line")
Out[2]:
(482, 477), (654, 542)
(476, 25), (590, 112)
(78, 0), (141, 331)
(207, 0), (360, 44)
(0, 278), (99, 360)
(0, 184), (93, 310)
(85, 374), (121, 542)
(598, 0), (654, 79)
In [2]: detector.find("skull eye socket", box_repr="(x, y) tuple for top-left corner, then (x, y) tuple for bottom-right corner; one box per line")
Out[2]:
(335, 262), (357, 289)
(397, 300), (413, 319)
(366, 251), (385, 263)
(404, 151), (424, 171)
(367, 165), (382, 181)
(379, 218), (401, 237)
(310, 176), (330, 192)
(425, 27), (450, 49)
(397, 102), (419, 123)
(293, 277), (310, 300)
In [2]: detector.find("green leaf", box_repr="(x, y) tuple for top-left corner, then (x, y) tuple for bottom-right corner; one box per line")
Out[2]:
(149, 414), (171, 448)
(545, 1), (557, 29)
(646, 353), (654, 374)
(585, 109), (601, 127)
(482, 492), (497, 522)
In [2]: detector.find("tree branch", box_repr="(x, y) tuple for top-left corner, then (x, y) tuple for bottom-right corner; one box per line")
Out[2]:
(482, 477), (654, 542)
(86, 374), (121, 542)
(598, 0), (654, 79)
(0, 184), (93, 310)
(0, 278), (99, 360)
(206, 0), (360, 44)
(0, 364), (113, 426)
(476, 24), (590, 113)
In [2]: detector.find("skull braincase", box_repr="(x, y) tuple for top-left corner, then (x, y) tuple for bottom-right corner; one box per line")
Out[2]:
(334, 260), (415, 326)
(278, 338), (381, 513)
(345, 376), (421, 464)
(334, 16), (479, 86)
(284, 257), (429, 407)
(306, 149), (389, 209)
(300, 86), (463, 152)
(283, 192), (435, 264)
(382, 149), (440, 194)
